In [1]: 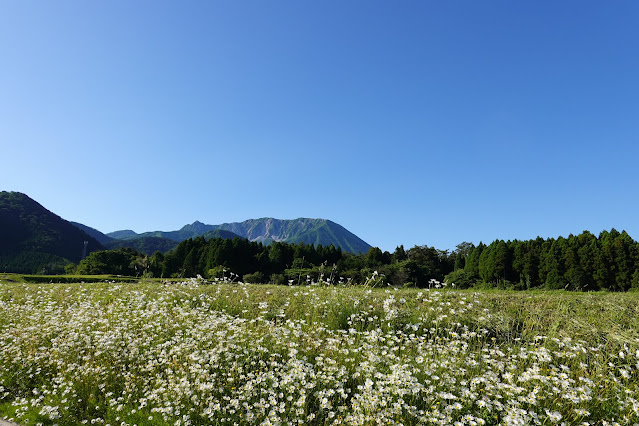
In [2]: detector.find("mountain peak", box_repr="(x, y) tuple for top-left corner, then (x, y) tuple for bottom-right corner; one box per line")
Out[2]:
(212, 218), (370, 253)
(180, 221), (214, 235)
(107, 217), (369, 253)
(106, 229), (138, 239)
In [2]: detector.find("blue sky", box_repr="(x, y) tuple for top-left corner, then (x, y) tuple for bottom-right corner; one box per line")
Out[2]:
(2, 1), (638, 252)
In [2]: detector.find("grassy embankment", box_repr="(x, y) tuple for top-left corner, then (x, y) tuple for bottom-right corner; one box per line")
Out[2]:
(0, 274), (165, 284)
(0, 276), (638, 425)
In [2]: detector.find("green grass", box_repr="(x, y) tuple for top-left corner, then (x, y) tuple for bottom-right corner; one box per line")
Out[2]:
(0, 273), (186, 284)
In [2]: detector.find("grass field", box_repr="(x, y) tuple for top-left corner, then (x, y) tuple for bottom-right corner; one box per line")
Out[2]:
(0, 276), (638, 425)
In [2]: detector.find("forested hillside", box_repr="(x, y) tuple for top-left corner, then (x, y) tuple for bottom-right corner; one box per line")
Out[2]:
(103, 236), (178, 255)
(0, 192), (102, 273)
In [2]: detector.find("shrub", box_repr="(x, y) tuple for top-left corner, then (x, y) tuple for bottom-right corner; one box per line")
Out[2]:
(444, 269), (477, 289)
(243, 271), (264, 284)
(270, 273), (287, 285)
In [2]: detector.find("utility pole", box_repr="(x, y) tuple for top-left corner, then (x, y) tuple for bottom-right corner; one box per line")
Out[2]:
(81, 241), (88, 260)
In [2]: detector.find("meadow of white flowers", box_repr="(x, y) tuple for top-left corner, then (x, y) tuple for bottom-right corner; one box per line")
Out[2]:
(0, 280), (638, 425)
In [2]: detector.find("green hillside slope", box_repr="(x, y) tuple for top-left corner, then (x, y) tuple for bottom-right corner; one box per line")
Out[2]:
(106, 230), (138, 239)
(201, 229), (242, 240)
(104, 237), (179, 255)
(0, 192), (103, 273)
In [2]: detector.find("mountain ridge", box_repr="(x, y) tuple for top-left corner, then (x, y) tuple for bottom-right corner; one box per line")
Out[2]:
(110, 218), (371, 253)
(0, 192), (103, 273)
(0, 191), (372, 274)
(70, 221), (115, 245)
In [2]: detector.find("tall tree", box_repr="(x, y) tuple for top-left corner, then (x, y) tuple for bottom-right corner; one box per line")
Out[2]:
(392, 245), (407, 263)
(365, 247), (384, 267)
(464, 242), (485, 279)
(542, 238), (567, 289)
(478, 243), (496, 284)
(612, 230), (635, 291)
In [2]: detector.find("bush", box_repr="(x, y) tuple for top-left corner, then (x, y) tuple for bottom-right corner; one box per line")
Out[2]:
(243, 271), (264, 284)
(444, 269), (477, 289)
(270, 274), (287, 285)
(64, 263), (77, 275)
(207, 266), (227, 279)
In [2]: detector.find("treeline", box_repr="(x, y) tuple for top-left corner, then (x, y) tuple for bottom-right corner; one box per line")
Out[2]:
(74, 237), (454, 286)
(0, 251), (71, 275)
(70, 229), (639, 291)
(447, 229), (639, 291)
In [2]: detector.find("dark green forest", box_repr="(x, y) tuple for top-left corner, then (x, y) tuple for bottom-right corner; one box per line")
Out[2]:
(447, 229), (639, 291)
(73, 229), (639, 291)
(0, 192), (103, 274)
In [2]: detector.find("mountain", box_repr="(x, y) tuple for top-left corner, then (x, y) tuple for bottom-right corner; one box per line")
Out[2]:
(70, 221), (114, 245)
(212, 218), (371, 253)
(106, 229), (138, 239)
(104, 236), (179, 255)
(107, 221), (218, 242)
(0, 192), (372, 274)
(201, 229), (242, 240)
(177, 220), (217, 239)
(110, 218), (371, 253)
(0, 191), (103, 273)
(68, 223), (177, 254)
(108, 222), (241, 243)
(99, 227), (238, 255)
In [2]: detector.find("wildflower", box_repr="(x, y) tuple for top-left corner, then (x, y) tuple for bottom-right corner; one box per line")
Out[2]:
(545, 409), (562, 422)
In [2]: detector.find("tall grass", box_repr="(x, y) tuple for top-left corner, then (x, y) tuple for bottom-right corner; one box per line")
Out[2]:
(0, 280), (637, 425)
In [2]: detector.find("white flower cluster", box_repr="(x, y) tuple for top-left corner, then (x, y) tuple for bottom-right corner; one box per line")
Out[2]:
(0, 282), (637, 425)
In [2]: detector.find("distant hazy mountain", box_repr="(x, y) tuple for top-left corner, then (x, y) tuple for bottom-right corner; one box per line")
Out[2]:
(0, 192), (103, 273)
(106, 230), (138, 239)
(109, 218), (371, 253)
(66, 224), (178, 255)
(104, 236), (179, 255)
(70, 221), (114, 244)
(108, 221), (221, 242)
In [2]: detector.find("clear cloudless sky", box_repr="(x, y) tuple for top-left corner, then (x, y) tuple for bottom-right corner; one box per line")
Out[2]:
(2, 1), (638, 252)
